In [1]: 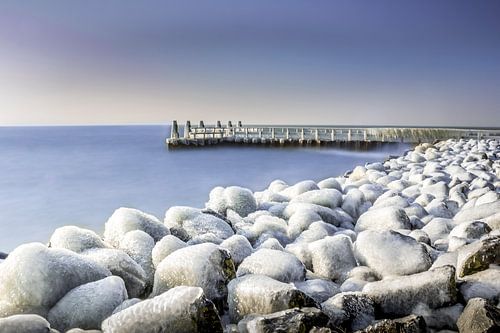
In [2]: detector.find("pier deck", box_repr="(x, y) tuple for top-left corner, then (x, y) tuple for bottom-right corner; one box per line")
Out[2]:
(166, 121), (500, 147)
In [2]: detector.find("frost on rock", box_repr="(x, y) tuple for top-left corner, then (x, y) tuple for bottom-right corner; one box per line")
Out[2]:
(448, 220), (491, 240)
(112, 298), (141, 315)
(279, 180), (319, 199)
(293, 279), (340, 303)
(0, 314), (57, 333)
(341, 188), (370, 220)
(152, 243), (235, 308)
(321, 291), (375, 331)
(363, 265), (457, 316)
(82, 248), (147, 298)
(282, 202), (346, 227)
(49, 226), (109, 253)
(421, 218), (456, 245)
(454, 200), (500, 222)
(308, 235), (357, 282)
(219, 235), (253, 267)
(287, 209), (322, 240)
(101, 286), (223, 333)
(151, 235), (187, 268)
(317, 177), (342, 191)
(289, 189), (343, 209)
(0, 243), (110, 317)
(256, 237), (285, 251)
(456, 236), (500, 277)
(459, 265), (500, 302)
(47, 276), (128, 332)
(354, 230), (432, 277)
(164, 206), (234, 242)
(227, 274), (314, 322)
(205, 186), (257, 217)
(354, 206), (411, 233)
(236, 248), (306, 283)
(118, 230), (155, 286)
(104, 207), (169, 247)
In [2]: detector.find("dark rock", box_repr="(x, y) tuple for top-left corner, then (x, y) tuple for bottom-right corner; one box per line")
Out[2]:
(321, 292), (375, 331)
(355, 315), (427, 333)
(456, 298), (500, 333)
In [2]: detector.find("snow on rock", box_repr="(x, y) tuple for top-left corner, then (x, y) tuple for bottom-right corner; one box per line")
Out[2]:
(104, 207), (169, 247)
(448, 220), (491, 240)
(164, 206), (234, 242)
(219, 235), (253, 267)
(354, 206), (411, 233)
(152, 243), (235, 308)
(0, 314), (57, 333)
(308, 235), (357, 282)
(292, 279), (339, 303)
(49, 226), (109, 253)
(101, 286), (223, 333)
(206, 186), (257, 217)
(0, 243), (111, 318)
(227, 274), (314, 322)
(151, 235), (187, 268)
(341, 188), (370, 220)
(317, 177), (342, 191)
(321, 291), (375, 331)
(236, 248), (305, 283)
(279, 180), (319, 199)
(362, 265), (457, 316)
(354, 230), (432, 277)
(256, 237), (285, 251)
(118, 230), (155, 286)
(459, 266), (500, 302)
(421, 217), (456, 245)
(47, 276), (127, 332)
(454, 200), (500, 222)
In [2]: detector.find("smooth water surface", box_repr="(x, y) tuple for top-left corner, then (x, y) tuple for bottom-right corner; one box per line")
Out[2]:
(0, 125), (410, 252)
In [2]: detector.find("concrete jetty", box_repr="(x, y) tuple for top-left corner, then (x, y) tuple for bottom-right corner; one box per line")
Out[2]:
(166, 120), (500, 147)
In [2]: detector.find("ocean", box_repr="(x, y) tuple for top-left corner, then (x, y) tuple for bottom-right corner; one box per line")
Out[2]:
(0, 125), (410, 252)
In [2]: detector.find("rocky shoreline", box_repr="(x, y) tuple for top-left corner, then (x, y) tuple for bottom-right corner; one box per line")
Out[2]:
(0, 138), (499, 333)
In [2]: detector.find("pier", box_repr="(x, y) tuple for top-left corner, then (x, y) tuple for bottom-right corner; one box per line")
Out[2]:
(166, 121), (500, 147)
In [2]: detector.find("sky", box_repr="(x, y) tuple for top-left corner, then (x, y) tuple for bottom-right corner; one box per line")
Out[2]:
(0, 0), (499, 126)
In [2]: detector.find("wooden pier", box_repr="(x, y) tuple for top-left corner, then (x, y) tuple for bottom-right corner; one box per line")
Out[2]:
(166, 121), (500, 147)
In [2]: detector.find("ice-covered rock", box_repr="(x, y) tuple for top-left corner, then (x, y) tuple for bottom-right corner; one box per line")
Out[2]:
(112, 298), (141, 315)
(206, 186), (257, 217)
(289, 189), (342, 209)
(456, 236), (500, 277)
(363, 265), (457, 316)
(421, 218), (456, 244)
(308, 235), (357, 282)
(104, 207), (169, 247)
(459, 266), (500, 302)
(101, 286), (223, 333)
(356, 314), (427, 333)
(256, 237), (284, 251)
(279, 180), (319, 199)
(227, 274), (314, 322)
(82, 248), (146, 298)
(164, 206), (234, 242)
(0, 243), (110, 317)
(49, 226), (109, 253)
(411, 303), (463, 331)
(151, 235), (187, 268)
(317, 177), (342, 191)
(321, 291), (375, 331)
(118, 230), (155, 286)
(287, 209), (323, 239)
(456, 298), (500, 333)
(236, 248), (305, 283)
(292, 279), (339, 303)
(454, 200), (500, 223)
(341, 188), (370, 219)
(220, 235), (253, 267)
(354, 230), (432, 277)
(152, 243), (235, 308)
(47, 276), (127, 332)
(449, 220), (491, 240)
(354, 207), (411, 233)
(0, 314), (58, 333)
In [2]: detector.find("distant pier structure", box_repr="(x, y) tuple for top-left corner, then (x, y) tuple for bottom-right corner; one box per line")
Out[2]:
(166, 121), (500, 147)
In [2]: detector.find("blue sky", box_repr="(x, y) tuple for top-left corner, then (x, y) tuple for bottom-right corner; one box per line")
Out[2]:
(0, 0), (499, 126)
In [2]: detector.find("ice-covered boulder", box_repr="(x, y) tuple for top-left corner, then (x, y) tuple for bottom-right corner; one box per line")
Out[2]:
(152, 243), (235, 308)
(0, 314), (58, 333)
(49, 226), (109, 253)
(112, 298), (141, 315)
(459, 266), (500, 302)
(317, 177), (342, 191)
(0, 243), (110, 317)
(279, 180), (319, 199)
(236, 249), (305, 283)
(286, 209), (323, 239)
(292, 279), (339, 303)
(82, 248), (146, 298)
(354, 230), (432, 277)
(363, 266), (457, 316)
(457, 298), (500, 333)
(321, 292), (375, 331)
(282, 203), (348, 227)
(456, 236), (500, 277)
(341, 188), (370, 219)
(206, 186), (257, 217)
(354, 207), (411, 233)
(104, 207), (169, 246)
(151, 235), (187, 268)
(101, 286), (223, 333)
(256, 237), (285, 251)
(227, 274), (314, 322)
(118, 230), (155, 286)
(412, 303), (463, 331)
(164, 206), (234, 241)
(289, 189), (342, 209)
(47, 276), (127, 332)
(357, 315), (427, 333)
(220, 235), (253, 267)
(421, 217), (456, 244)
(454, 200), (500, 223)
(308, 235), (357, 282)
(449, 220), (491, 240)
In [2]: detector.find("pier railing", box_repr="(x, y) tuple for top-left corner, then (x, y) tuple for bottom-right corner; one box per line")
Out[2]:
(166, 121), (500, 147)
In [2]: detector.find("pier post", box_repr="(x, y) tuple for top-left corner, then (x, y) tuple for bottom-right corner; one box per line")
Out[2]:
(286, 128), (289, 140)
(348, 129), (352, 142)
(315, 129), (319, 142)
(184, 121), (191, 139)
(238, 121), (242, 127)
(171, 120), (179, 139)
(301, 128), (304, 141)
(363, 130), (367, 141)
(271, 127), (275, 140)
(217, 121), (221, 128)
(245, 128), (249, 139)
(199, 121), (205, 128)
(331, 129), (335, 141)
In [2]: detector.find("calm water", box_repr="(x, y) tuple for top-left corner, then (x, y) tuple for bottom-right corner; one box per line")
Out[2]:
(0, 125), (410, 252)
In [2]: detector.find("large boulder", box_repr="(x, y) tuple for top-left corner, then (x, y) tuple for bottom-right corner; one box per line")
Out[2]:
(289, 189), (343, 209)
(354, 230), (432, 277)
(164, 206), (234, 241)
(293, 279), (340, 303)
(279, 180), (319, 199)
(421, 217), (456, 245)
(151, 235), (187, 268)
(47, 276), (128, 332)
(206, 186), (257, 217)
(48, 226), (109, 253)
(0, 243), (110, 317)
(412, 303), (463, 331)
(0, 314), (58, 333)
(362, 266), (457, 316)
(354, 207), (411, 233)
(152, 243), (235, 308)
(118, 230), (155, 286)
(449, 220), (491, 240)
(456, 236), (500, 277)
(456, 298), (500, 333)
(227, 274), (314, 322)
(101, 286), (223, 333)
(220, 235), (253, 267)
(459, 266), (500, 302)
(82, 248), (147, 298)
(308, 235), (357, 282)
(454, 200), (500, 223)
(104, 207), (169, 246)
(321, 292), (375, 331)
(237, 249), (305, 283)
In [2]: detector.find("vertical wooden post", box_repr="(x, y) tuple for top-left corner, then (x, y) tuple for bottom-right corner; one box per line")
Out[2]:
(364, 130), (367, 141)
(348, 129), (352, 141)
(331, 129), (335, 141)
(245, 128), (249, 139)
(171, 120), (179, 139)
(271, 127), (275, 140)
(286, 128), (289, 140)
(184, 121), (191, 139)
(238, 121), (242, 127)
(315, 129), (319, 142)
(301, 128), (304, 141)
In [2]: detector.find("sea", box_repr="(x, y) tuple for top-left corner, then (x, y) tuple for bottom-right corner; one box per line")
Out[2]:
(0, 125), (410, 252)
